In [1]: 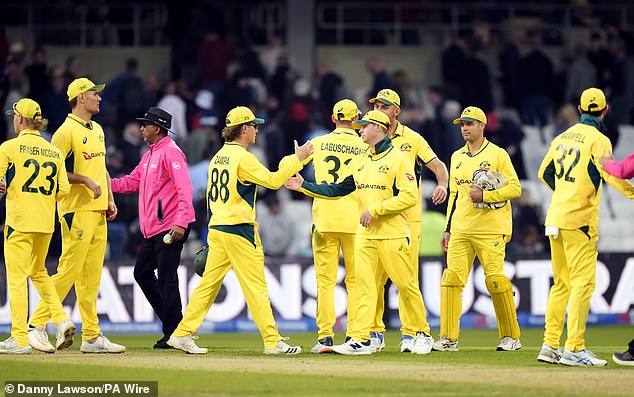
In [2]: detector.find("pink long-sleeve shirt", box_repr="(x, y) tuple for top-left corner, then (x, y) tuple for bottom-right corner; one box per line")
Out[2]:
(111, 136), (195, 238)
(603, 152), (634, 180)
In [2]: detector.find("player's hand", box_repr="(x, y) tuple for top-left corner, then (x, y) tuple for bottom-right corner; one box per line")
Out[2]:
(86, 179), (102, 199)
(106, 200), (118, 221)
(599, 151), (614, 168)
(431, 185), (448, 205)
(469, 184), (483, 202)
(294, 140), (314, 162)
(284, 173), (304, 191)
(359, 209), (374, 227)
(0, 182), (6, 197)
(170, 225), (186, 241)
(440, 232), (451, 252)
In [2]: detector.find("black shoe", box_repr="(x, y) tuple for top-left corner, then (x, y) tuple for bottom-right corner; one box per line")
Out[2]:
(153, 336), (174, 350)
(613, 350), (634, 366)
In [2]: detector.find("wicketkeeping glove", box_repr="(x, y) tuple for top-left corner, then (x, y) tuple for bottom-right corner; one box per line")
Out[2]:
(472, 169), (508, 209)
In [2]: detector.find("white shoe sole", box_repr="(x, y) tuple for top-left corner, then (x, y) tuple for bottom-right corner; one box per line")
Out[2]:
(612, 354), (634, 366)
(537, 354), (559, 364)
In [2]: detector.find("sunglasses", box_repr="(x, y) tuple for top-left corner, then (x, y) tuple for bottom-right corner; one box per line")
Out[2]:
(11, 102), (22, 117)
(246, 122), (259, 129)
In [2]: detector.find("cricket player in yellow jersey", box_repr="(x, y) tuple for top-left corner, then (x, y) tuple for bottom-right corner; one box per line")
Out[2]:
(303, 99), (367, 353)
(370, 89), (448, 352)
(167, 106), (313, 355)
(286, 110), (434, 355)
(28, 78), (125, 354)
(536, 88), (634, 366)
(433, 106), (522, 352)
(0, 99), (75, 354)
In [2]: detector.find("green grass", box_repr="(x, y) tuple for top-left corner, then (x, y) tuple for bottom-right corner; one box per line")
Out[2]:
(0, 326), (632, 397)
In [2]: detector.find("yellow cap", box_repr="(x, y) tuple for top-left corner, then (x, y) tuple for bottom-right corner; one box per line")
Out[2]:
(225, 106), (265, 127)
(369, 89), (401, 108)
(67, 77), (105, 102)
(352, 110), (391, 130)
(5, 98), (42, 119)
(580, 87), (607, 112)
(332, 99), (360, 121)
(453, 106), (487, 125)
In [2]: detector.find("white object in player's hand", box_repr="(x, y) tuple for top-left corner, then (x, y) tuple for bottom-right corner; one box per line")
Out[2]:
(471, 169), (508, 209)
(163, 234), (173, 244)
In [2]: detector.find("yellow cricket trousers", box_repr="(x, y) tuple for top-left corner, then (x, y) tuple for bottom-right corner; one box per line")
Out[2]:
(372, 220), (422, 335)
(350, 237), (429, 341)
(173, 228), (282, 350)
(544, 227), (599, 352)
(311, 229), (357, 339)
(4, 229), (68, 347)
(29, 211), (107, 340)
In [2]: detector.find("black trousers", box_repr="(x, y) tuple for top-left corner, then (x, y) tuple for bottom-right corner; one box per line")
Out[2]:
(134, 227), (190, 338)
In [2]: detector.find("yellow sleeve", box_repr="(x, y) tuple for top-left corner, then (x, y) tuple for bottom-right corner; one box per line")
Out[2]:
(51, 126), (72, 159)
(483, 149), (522, 203)
(368, 155), (417, 217)
(56, 158), (71, 199)
(538, 144), (556, 191)
(238, 152), (302, 190)
(415, 134), (438, 164)
(0, 143), (9, 181)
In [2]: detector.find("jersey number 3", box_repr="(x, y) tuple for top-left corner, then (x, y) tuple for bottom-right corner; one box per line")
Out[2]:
(22, 158), (57, 196)
(323, 155), (352, 183)
(555, 144), (580, 183)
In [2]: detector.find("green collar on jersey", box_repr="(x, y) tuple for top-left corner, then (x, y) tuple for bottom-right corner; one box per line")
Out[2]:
(579, 114), (607, 133)
(374, 135), (393, 154)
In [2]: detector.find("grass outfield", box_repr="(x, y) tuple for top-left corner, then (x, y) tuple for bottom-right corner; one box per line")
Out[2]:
(0, 326), (632, 396)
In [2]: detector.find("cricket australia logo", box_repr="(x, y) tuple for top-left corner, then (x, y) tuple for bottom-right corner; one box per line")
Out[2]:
(400, 143), (412, 152)
(378, 165), (389, 174)
(479, 161), (491, 170)
(76, 230), (84, 241)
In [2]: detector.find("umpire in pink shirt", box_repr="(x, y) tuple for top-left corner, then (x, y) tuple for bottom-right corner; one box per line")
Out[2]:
(111, 107), (195, 349)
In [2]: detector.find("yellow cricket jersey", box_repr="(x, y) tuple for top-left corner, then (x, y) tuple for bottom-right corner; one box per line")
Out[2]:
(300, 137), (417, 240)
(307, 127), (367, 233)
(52, 114), (109, 215)
(0, 129), (70, 233)
(390, 121), (438, 222)
(445, 139), (521, 235)
(538, 115), (634, 229)
(206, 142), (303, 245)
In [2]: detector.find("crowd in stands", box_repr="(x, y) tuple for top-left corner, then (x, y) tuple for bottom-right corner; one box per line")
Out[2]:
(1, 14), (633, 260)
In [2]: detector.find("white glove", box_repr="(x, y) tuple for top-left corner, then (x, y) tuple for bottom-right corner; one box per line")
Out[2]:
(472, 169), (508, 209)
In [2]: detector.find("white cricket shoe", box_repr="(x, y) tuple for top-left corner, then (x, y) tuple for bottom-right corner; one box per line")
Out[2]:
(370, 331), (385, 353)
(400, 335), (414, 353)
(0, 337), (32, 354)
(310, 336), (333, 354)
(80, 333), (126, 354)
(28, 326), (55, 353)
(497, 336), (522, 351)
(331, 338), (373, 355)
(559, 349), (607, 367)
(432, 336), (459, 352)
(55, 320), (76, 350)
(411, 332), (434, 355)
(537, 343), (562, 364)
(167, 335), (207, 354)
(263, 338), (302, 355)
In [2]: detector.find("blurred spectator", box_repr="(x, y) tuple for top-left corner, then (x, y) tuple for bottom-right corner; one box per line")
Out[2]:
(520, 31), (554, 137)
(391, 69), (426, 129)
(608, 41), (629, 124)
(184, 112), (220, 165)
(260, 35), (286, 77)
(39, 68), (69, 135)
(0, 28), (8, 66)
(157, 80), (188, 143)
(1, 60), (25, 140)
(485, 112), (527, 179)
(553, 104), (579, 135)
(102, 58), (150, 129)
(316, 60), (346, 114)
(509, 189), (546, 256)
(106, 149), (131, 261)
(233, 38), (267, 81)
(565, 43), (597, 104)
(188, 142), (215, 244)
(441, 33), (467, 102)
(62, 56), (80, 88)
(364, 55), (393, 102)
(221, 70), (258, 118)
(145, 73), (162, 107)
(24, 47), (51, 103)
(588, 32), (612, 89)
(268, 53), (294, 108)
(499, 36), (521, 111)
(8, 42), (26, 66)
(116, 121), (145, 173)
(551, 55), (573, 111)
(462, 38), (493, 113)
(196, 27), (233, 93)
(283, 78), (319, 154)
(258, 194), (296, 257)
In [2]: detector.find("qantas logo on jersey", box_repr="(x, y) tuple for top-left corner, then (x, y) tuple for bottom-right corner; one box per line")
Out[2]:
(454, 177), (472, 185)
(81, 151), (106, 160)
(356, 183), (386, 190)
(405, 173), (415, 181)
(399, 143), (412, 152)
(378, 165), (389, 174)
